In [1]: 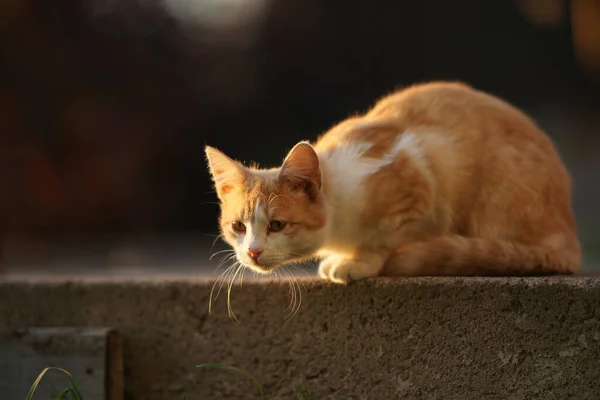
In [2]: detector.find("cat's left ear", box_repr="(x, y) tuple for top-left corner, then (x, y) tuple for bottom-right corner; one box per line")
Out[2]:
(205, 146), (248, 200)
(279, 141), (321, 197)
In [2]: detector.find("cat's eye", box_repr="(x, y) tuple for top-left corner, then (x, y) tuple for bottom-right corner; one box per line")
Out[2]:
(268, 220), (287, 233)
(231, 221), (246, 233)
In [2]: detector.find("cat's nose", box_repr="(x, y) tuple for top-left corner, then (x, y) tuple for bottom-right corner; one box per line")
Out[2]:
(247, 248), (264, 261)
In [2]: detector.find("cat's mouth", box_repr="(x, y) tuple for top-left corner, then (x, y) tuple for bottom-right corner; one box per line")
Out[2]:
(238, 257), (278, 274)
(236, 252), (301, 273)
(243, 261), (276, 274)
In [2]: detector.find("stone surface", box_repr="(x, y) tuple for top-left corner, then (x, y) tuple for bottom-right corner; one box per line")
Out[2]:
(0, 326), (123, 400)
(1, 276), (600, 399)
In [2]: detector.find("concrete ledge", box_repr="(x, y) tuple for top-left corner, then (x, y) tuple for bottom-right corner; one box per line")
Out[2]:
(1, 276), (600, 399)
(0, 327), (123, 400)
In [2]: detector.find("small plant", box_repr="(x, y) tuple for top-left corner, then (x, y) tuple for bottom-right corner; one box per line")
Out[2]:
(25, 367), (84, 400)
(26, 364), (309, 399)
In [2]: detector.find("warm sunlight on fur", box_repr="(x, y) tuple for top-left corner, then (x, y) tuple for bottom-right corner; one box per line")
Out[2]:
(205, 81), (581, 285)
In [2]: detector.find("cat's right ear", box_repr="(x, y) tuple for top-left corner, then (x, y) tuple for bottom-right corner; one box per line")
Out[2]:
(205, 146), (247, 200)
(279, 141), (321, 199)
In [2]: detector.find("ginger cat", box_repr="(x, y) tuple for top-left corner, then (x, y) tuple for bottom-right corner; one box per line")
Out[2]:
(205, 82), (581, 284)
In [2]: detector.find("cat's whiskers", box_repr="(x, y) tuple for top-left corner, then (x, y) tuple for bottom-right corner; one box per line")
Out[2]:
(226, 263), (245, 322)
(237, 264), (246, 287)
(291, 269), (303, 320)
(301, 257), (319, 271)
(281, 268), (298, 321)
(277, 260), (305, 321)
(268, 193), (292, 207)
(258, 192), (269, 204)
(288, 251), (318, 274)
(287, 264), (309, 291)
(281, 269), (292, 313)
(292, 271), (303, 318)
(283, 254), (312, 319)
(210, 234), (225, 250)
(215, 253), (236, 272)
(198, 201), (221, 206)
(287, 268), (299, 318)
(209, 262), (238, 314)
(209, 248), (234, 261)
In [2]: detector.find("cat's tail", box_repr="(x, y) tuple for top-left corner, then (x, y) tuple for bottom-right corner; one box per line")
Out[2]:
(382, 235), (581, 276)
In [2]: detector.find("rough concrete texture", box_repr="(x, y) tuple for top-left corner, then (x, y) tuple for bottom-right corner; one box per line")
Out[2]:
(1, 276), (600, 400)
(0, 327), (123, 400)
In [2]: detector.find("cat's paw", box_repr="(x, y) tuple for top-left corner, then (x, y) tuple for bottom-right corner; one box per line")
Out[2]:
(318, 256), (379, 284)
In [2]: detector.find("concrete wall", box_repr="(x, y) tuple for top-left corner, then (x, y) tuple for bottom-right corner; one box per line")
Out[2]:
(1, 276), (600, 399)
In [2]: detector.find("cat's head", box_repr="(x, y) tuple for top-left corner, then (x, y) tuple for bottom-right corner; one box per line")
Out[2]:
(205, 142), (327, 274)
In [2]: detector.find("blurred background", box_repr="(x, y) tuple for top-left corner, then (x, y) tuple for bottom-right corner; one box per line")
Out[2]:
(1, 0), (599, 275)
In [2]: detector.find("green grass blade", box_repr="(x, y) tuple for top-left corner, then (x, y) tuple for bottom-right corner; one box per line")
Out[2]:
(49, 388), (71, 400)
(25, 367), (85, 400)
(297, 388), (308, 399)
(25, 367), (52, 400)
(69, 388), (82, 400)
(196, 363), (265, 399)
(51, 388), (83, 400)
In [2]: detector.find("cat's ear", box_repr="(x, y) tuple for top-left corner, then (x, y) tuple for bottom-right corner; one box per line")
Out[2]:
(205, 146), (248, 200)
(279, 141), (321, 198)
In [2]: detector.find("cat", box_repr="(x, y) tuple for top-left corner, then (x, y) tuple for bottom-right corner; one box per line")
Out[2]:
(205, 81), (581, 284)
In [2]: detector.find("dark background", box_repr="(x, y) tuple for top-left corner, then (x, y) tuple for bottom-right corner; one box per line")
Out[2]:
(1, 0), (599, 272)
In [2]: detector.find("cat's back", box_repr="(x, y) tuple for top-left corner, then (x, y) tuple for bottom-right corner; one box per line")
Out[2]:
(373, 82), (576, 236)
(316, 81), (567, 180)
(368, 81), (557, 152)
(317, 81), (576, 234)
(318, 82), (558, 155)
(363, 82), (571, 188)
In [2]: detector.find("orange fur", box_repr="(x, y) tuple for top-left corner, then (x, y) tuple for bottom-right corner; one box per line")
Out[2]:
(206, 82), (581, 283)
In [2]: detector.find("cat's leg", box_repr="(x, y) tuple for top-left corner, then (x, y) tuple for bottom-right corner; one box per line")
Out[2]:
(319, 252), (385, 284)
(381, 235), (580, 276)
(318, 218), (438, 283)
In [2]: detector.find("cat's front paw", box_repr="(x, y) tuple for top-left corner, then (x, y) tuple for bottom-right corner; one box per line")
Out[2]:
(318, 256), (379, 284)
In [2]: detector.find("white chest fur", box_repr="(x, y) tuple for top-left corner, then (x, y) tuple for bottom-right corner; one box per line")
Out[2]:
(316, 133), (423, 256)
